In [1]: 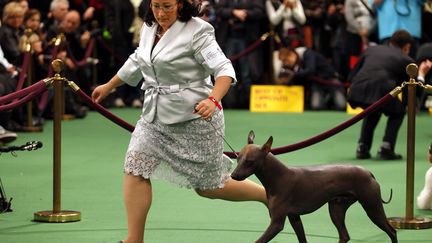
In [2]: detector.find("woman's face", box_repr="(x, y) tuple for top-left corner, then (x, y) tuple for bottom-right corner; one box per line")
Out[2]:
(25, 14), (41, 31)
(5, 11), (24, 29)
(151, 0), (181, 30)
(279, 48), (298, 69)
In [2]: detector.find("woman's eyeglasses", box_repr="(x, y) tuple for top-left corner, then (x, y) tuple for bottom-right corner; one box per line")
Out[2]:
(150, 3), (176, 12)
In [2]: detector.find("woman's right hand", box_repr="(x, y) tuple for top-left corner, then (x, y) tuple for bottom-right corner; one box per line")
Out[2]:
(92, 84), (112, 103)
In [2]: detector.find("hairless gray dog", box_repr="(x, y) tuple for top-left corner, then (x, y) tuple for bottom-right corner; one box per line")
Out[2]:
(231, 131), (397, 243)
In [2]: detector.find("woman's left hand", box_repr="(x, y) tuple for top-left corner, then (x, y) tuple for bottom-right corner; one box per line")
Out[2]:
(194, 98), (216, 120)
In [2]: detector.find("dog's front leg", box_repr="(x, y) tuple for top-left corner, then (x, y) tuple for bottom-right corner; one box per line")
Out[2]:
(255, 214), (286, 243)
(288, 214), (307, 243)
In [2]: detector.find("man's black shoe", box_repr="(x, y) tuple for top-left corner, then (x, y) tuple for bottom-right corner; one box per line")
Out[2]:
(356, 144), (371, 159)
(357, 151), (371, 159)
(377, 147), (403, 160)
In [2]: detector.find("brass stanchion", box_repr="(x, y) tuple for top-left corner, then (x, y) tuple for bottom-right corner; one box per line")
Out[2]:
(34, 60), (81, 223)
(388, 63), (432, 229)
(21, 29), (43, 132)
(49, 33), (75, 121)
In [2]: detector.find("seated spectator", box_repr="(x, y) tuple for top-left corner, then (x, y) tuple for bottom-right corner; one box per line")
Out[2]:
(19, 9), (43, 54)
(0, 2), (27, 131)
(0, 43), (19, 138)
(0, 1), (25, 66)
(42, 10), (89, 119)
(41, 0), (69, 34)
(273, 46), (346, 110)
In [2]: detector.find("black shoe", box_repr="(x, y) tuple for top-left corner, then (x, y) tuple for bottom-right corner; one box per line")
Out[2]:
(356, 144), (371, 159)
(377, 147), (403, 160)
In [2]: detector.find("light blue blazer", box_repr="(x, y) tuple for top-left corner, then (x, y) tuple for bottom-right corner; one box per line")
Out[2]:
(117, 17), (236, 124)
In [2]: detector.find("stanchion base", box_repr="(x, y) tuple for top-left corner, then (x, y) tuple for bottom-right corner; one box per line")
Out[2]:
(388, 216), (432, 229)
(21, 125), (43, 133)
(62, 114), (75, 120)
(34, 210), (81, 223)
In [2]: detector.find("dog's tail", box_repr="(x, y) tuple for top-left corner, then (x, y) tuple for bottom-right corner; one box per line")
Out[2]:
(382, 189), (393, 204)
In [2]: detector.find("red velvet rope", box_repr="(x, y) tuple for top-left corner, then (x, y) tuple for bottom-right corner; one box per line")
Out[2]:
(96, 33), (266, 64)
(224, 94), (394, 158)
(15, 52), (31, 91)
(65, 38), (96, 67)
(77, 88), (392, 158)
(95, 36), (127, 63)
(0, 87), (46, 112)
(0, 80), (46, 104)
(228, 37), (266, 62)
(72, 77), (393, 158)
(75, 89), (135, 132)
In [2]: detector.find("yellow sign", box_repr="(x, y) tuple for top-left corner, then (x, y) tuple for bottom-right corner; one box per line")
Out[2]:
(250, 85), (304, 112)
(346, 103), (363, 114)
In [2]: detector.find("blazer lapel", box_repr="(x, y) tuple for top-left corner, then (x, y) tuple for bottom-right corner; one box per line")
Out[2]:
(144, 25), (158, 64)
(151, 20), (185, 61)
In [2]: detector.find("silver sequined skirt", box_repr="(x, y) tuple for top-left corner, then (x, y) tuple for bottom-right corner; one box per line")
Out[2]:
(124, 111), (232, 190)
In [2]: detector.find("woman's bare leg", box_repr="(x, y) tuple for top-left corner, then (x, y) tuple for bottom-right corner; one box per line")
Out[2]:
(196, 178), (267, 205)
(123, 174), (152, 243)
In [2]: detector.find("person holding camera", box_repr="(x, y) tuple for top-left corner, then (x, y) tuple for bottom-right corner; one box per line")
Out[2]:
(265, 0), (306, 48)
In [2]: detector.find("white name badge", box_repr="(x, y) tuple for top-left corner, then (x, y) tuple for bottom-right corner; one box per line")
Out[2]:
(201, 43), (226, 69)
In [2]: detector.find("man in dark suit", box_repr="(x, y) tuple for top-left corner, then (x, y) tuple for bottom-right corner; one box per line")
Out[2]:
(347, 29), (414, 160)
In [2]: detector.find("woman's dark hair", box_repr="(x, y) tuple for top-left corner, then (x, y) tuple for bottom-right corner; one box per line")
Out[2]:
(144, 0), (199, 26)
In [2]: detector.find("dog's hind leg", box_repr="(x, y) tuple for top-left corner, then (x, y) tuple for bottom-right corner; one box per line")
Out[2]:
(361, 204), (398, 243)
(358, 191), (398, 243)
(328, 198), (356, 243)
(288, 214), (307, 243)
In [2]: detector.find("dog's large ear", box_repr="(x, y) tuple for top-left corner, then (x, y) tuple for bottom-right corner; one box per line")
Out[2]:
(261, 136), (273, 154)
(248, 130), (255, 144)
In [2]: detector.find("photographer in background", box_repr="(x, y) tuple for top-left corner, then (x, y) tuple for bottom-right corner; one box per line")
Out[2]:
(348, 30), (419, 160)
(273, 46), (346, 111)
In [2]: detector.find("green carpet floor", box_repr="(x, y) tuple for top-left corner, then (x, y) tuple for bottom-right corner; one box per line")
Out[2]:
(1, 109), (432, 243)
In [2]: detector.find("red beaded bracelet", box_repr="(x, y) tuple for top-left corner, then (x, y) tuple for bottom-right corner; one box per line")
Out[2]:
(208, 96), (222, 110)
